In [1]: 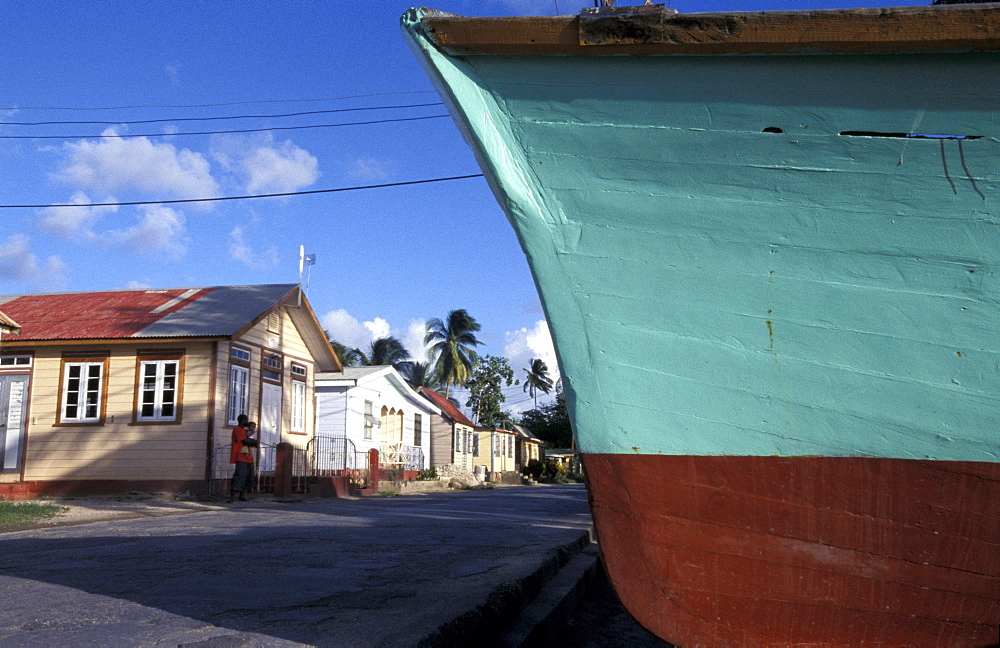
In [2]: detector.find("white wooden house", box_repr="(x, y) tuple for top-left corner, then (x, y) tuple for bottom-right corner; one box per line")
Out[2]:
(315, 366), (437, 472)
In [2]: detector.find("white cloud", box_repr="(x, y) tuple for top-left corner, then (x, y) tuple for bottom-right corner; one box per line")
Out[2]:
(38, 191), (117, 239)
(347, 156), (393, 182)
(363, 317), (391, 341)
(229, 226), (280, 268)
(403, 318), (430, 363)
(0, 234), (68, 290)
(56, 128), (219, 204)
(321, 309), (374, 352)
(242, 139), (319, 195)
(320, 310), (424, 360)
(100, 205), (187, 258)
(504, 318), (560, 382)
(124, 280), (152, 290)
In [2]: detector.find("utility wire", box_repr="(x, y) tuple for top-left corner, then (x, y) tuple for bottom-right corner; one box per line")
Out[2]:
(0, 114), (450, 140)
(0, 103), (444, 127)
(0, 174), (485, 209)
(1, 91), (439, 112)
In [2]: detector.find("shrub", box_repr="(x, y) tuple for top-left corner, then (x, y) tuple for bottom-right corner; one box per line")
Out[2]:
(417, 468), (439, 481)
(522, 459), (544, 480)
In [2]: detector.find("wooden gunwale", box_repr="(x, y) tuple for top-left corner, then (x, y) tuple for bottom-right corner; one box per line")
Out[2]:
(419, 4), (1000, 56)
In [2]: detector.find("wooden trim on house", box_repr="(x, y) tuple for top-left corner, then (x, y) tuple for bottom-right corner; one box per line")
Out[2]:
(0, 336), (228, 349)
(419, 5), (1000, 56)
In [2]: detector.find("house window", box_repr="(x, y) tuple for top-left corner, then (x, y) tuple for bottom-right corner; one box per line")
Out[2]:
(364, 400), (374, 440)
(291, 381), (306, 433)
(231, 346), (251, 363)
(473, 433), (479, 457)
(60, 357), (107, 423)
(413, 414), (422, 446)
(494, 434), (501, 457)
(0, 355), (31, 368)
(455, 428), (462, 453)
(137, 357), (181, 422)
(227, 365), (249, 425)
(508, 435), (514, 458)
(262, 353), (282, 383)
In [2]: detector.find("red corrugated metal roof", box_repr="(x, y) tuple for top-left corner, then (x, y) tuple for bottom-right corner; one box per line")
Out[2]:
(419, 387), (476, 428)
(0, 288), (211, 340)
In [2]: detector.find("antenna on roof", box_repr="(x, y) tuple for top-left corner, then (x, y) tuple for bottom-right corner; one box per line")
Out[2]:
(297, 245), (317, 307)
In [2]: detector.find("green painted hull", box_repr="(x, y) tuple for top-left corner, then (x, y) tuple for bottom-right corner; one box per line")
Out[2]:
(403, 9), (1000, 463)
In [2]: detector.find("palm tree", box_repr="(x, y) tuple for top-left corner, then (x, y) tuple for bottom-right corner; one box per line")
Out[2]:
(425, 309), (483, 397)
(522, 358), (554, 408)
(398, 361), (442, 392)
(355, 336), (411, 370)
(327, 337), (362, 368)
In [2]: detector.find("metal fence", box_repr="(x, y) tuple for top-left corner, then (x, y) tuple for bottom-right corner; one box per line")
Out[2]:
(209, 442), (310, 496)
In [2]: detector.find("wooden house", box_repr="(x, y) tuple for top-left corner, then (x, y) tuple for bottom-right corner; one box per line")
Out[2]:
(473, 426), (519, 481)
(512, 424), (544, 469)
(0, 284), (340, 498)
(418, 387), (478, 474)
(314, 365), (438, 473)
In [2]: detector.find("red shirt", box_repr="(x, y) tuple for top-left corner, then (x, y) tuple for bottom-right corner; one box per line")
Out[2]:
(230, 426), (255, 464)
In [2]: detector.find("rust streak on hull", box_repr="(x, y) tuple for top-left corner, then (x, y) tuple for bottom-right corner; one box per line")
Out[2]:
(582, 454), (1000, 647)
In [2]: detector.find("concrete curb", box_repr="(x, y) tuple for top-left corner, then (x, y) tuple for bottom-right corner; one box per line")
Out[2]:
(498, 544), (602, 647)
(415, 529), (595, 648)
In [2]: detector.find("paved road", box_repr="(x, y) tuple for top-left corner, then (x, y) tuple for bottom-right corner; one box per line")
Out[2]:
(0, 485), (592, 647)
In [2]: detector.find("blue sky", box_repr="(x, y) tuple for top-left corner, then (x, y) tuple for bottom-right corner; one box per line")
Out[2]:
(0, 0), (918, 412)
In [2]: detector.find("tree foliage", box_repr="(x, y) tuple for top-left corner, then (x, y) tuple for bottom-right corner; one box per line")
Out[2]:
(398, 361), (443, 392)
(355, 336), (410, 369)
(519, 389), (573, 448)
(425, 309), (483, 395)
(465, 354), (518, 428)
(522, 358), (554, 409)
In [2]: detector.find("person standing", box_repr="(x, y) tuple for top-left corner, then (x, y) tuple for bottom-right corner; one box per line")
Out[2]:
(229, 414), (258, 502)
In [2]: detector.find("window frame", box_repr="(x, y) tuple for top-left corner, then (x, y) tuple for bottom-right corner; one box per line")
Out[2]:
(134, 351), (184, 424)
(57, 354), (109, 425)
(290, 380), (306, 434)
(227, 344), (252, 426)
(261, 352), (282, 385)
(363, 400), (374, 440)
(413, 414), (422, 447)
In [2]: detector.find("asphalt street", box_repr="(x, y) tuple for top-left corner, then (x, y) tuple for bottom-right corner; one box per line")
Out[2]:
(0, 485), (592, 648)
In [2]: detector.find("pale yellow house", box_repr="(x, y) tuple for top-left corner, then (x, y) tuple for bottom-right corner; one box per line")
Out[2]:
(0, 284), (339, 498)
(474, 426), (519, 479)
(512, 424), (544, 469)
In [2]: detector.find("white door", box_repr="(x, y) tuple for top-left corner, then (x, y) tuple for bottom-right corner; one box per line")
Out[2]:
(0, 376), (28, 472)
(259, 382), (282, 472)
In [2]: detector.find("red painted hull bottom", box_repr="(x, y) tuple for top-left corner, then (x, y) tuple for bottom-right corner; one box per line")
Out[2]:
(581, 454), (1000, 647)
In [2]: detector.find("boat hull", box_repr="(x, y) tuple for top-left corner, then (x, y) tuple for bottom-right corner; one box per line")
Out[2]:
(404, 6), (1000, 645)
(584, 453), (1000, 647)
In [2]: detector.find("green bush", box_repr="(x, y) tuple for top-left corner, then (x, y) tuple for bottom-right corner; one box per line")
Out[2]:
(522, 459), (544, 480)
(417, 468), (439, 481)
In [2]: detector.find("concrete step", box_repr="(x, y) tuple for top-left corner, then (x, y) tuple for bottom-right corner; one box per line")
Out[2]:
(497, 543), (602, 648)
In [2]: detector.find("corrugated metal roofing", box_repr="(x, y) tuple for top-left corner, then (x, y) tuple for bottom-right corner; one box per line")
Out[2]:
(0, 284), (297, 341)
(419, 386), (475, 428)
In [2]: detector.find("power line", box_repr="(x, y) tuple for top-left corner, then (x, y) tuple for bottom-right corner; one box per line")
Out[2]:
(0, 91), (440, 112)
(0, 114), (450, 140)
(0, 174), (485, 209)
(0, 103), (444, 127)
